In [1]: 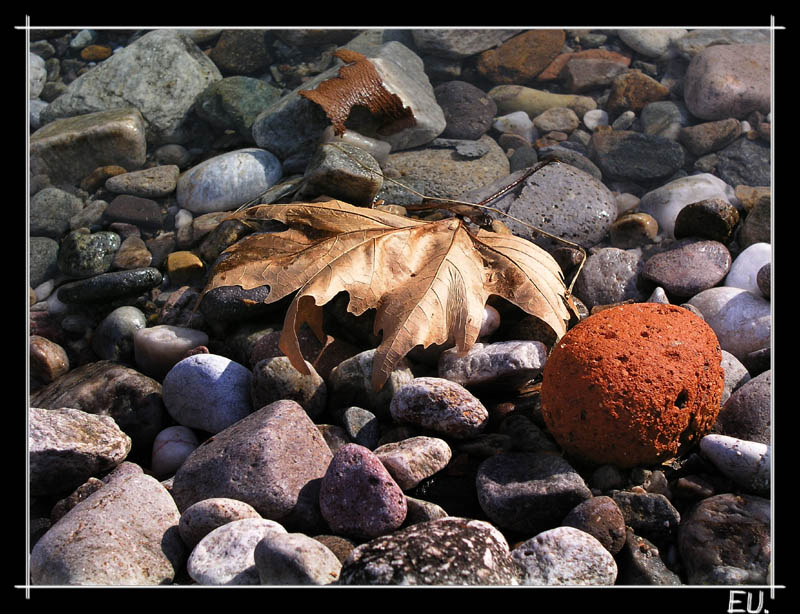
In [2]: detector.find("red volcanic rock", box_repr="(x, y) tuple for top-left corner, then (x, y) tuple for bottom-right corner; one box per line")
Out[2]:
(540, 303), (724, 468)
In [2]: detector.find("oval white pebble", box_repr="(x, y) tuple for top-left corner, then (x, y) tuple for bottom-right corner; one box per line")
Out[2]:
(724, 242), (771, 296)
(151, 425), (199, 478)
(700, 434), (770, 495)
(493, 111), (535, 142)
(583, 109), (609, 131)
(134, 324), (209, 378)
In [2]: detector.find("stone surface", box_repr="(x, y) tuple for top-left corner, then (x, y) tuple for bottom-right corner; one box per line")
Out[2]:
(700, 434), (770, 495)
(29, 335), (69, 386)
(489, 85), (597, 119)
(434, 80), (497, 140)
(678, 493), (771, 584)
(319, 444), (407, 540)
(29, 406), (132, 497)
(561, 495), (627, 555)
(591, 130), (684, 184)
(178, 497), (262, 550)
(724, 242), (771, 296)
(683, 43), (771, 120)
(686, 286), (770, 361)
(476, 29), (565, 84)
(30, 107), (147, 185)
(337, 517), (518, 585)
(133, 324), (210, 379)
(195, 75), (282, 140)
(437, 341), (547, 388)
(714, 370), (770, 444)
(678, 118), (742, 156)
(572, 247), (648, 309)
(618, 29), (687, 58)
(298, 142), (383, 206)
(373, 436), (452, 490)
(176, 148), (282, 214)
(475, 452), (592, 534)
(150, 425), (199, 479)
(105, 165), (180, 198)
(612, 491), (681, 546)
(673, 197), (740, 244)
(254, 531), (342, 585)
(57, 267), (163, 304)
(641, 238), (731, 297)
(411, 29), (521, 59)
(250, 356), (327, 419)
(616, 528), (683, 585)
(606, 70), (670, 116)
(40, 29), (222, 144)
(171, 400), (333, 531)
(30, 471), (184, 585)
(541, 303), (725, 468)
(512, 526), (618, 585)
(187, 518), (286, 585)
(390, 377), (489, 439)
(91, 305), (147, 362)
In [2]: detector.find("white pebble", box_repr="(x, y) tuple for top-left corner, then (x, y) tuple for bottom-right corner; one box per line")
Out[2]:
(479, 305), (501, 338)
(174, 208), (193, 230)
(700, 434), (770, 495)
(151, 425), (199, 478)
(583, 109), (609, 131)
(493, 111), (535, 142)
(724, 242), (771, 296)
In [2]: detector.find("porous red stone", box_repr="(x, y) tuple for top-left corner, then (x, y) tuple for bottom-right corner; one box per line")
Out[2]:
(540, 302), (724, 468)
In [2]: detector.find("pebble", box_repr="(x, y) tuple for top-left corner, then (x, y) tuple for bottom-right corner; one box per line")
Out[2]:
(572, 247), (647, 309)
(561, 496), (627, 555)
(739, 196), (771, 248)
(165, 250), (204, 285)
(560, 58), (628, 93)
(30, 187), (84, 240)
(91, 305), (147, 362)
(512, 526), (618, 585)
(411, 29), (521, 59)
(476, 29), (564, 84)
(341, 407), (380, 449)
(56, 266), (162, 305)
(715, 137), (771, 187)
(176, 148), (282, 214)
(492, 111), (535, 142)
(29, 335), (70, 386)
(133, 324), (210, 379)
(687, 286), (770, 361)
(434, 80), (497, 140)
(437, 340), (547, 388)
(172, 400), (333, 531)
(617, 28), (687, 58)
(187, 518), (287, 585)
(639, 100), (688, 140)
(476, 452), (591, 534)
(606, 70), (670, 117)
(30, 470), (185, 585)
(541, 303), (724, 467)
(496, 414), (559, 453)
(373, 436), (452, 490)
(616, 528), (682, 585)
(178, 497), (262, 550)
(162, 353), (252, 433)
(254, 531), (342, 585)
(715, 368), (770, 445)
(31, 107), (148, 185)
(29, 406), (131, 497)
(699, 434), (770, 496)
(112, 235), (152, 269)
(532, 106), (580, 133)
(150, 425), (200, 479)
(489, 84), (597, 119)
(673, 197), (740, 243)
(29, 236), (60, 288)
(319, 443), (407, 540)
(29, 360), (165, 455)
(678, 493), (771, 584)
(591, 129), (684, 183)
(57, 229), (120, 278)
(641, 238), (731, 297)
(390, 377), (489, 439)
(582, 108), (609, 131)
(105, 165), (179, 198)
(337, 517), (519, 585)
(724, 242), (771, 295)
(720, 350), (753, 405)
(678, 118), (742, 156)
(299, 142), (383, 206)
(611, 491), (681, 546)
(250, 356), (327, 419)
(609, 212), (659, 248)
(683, 43), (771, 120)
(638, 173), (739, 238)
(194, 75), (282, 139)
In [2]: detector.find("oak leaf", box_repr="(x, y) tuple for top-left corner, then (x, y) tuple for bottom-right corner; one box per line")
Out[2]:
(202, 200), (576, 390)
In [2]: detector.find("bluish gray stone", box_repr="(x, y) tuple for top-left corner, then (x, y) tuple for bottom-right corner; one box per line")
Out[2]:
(176, 148), (282, 214)
(91, 305), (147, 362)
(573, 247), (648, 309)
(29, 236), (60, 287)
(162, 353), (253, 434)
(30, 187), (84, 239)
(700, 434), (770, 495)
(57, 229), (120, 278)
(437, 340), (547, 388)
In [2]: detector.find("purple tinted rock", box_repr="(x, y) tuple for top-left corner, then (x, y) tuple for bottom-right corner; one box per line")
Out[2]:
(714, 370), (770, 444)
(641, 238), (731, 297)
(319, 443), (407, 540)
(561, 495), (627, 555)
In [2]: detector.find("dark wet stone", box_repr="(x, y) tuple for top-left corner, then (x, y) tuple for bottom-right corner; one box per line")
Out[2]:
(756, 263), (770, 298)
(641, 238), (731, 297)
(194, 76), (282, 140)
(591, 130), (685, 184)
(715, 138), (771, 186)
(57, 267), (163, 303)
(57, 229), (121, 278)
(611, 492), (681, 547)
(561, 495), (627, 555)
(673, 198), (740, 244)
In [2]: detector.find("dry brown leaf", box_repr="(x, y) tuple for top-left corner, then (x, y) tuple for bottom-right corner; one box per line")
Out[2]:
(203, 200), (576, 390)
(299, 48), (416, 137)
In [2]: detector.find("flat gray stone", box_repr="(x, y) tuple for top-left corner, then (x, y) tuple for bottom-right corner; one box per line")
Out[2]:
(178, 498), (262, 550)
(373, 436), (452, 490)
(437, 340), (547, 388)
(254, 531), (342, 585)
(700, 434), (770, 495)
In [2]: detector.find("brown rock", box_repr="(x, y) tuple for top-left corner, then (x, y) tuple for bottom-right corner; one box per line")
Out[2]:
(80, 165), (127, 192)
(477, 30), (565, 84)
(539, 48), (632, 81)
(560, 58), (629, 93)
(30, 335), (69, 384)
(80, 44), (113, 62)
(165, 250), (205, 286)
(678, 118), (743, 156)
(112, 236), (152, 270)
(606, 70), (669, 116)
(540, 303), (724, 468)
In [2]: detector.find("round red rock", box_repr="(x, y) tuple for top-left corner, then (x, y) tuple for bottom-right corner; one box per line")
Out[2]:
(540, 302), (724, 468)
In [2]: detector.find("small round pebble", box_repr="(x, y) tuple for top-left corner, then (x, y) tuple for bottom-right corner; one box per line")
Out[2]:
(572, 247), (647, 309)
(700, 434), (770, 495)
(641, 239), (731, 297)
(390, 377), (489, 439)
(673, 197), (740, 244)
(512, 526), (618, 585)
(250, 356), (327, 419)
(186, 518), (287, 585)
(319, 443), (407, 540)
(609, 212), (659, 248)
(541, 303), (725, 467)
(561, 496), (627, 555)
(434, 80), (497, 140)
(373, 436), (452, 490)
(162, 353), (252, 433)
(178, 497), (263, 549)
(724, 242), (771, 296)
(151, 425), (199, 479)
(583, 109), (609, 131)
(254, 531), (342, 585)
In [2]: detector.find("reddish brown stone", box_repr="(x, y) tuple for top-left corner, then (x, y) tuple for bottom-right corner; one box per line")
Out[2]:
(476, 30), (565, 84)
(80, 45), (113, 62)
(537, 48), (632, 81)
(540, 303), (724, 468)
(30, 335), (69, 384)
(606, 70), (669, 116)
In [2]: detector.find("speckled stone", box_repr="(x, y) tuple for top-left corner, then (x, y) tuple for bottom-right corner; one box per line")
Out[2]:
(561, 496), (627, 555)
(476, 452), (592, 534)
(57, 267), (162, 304)
(476, 29), (565, 84)
(572, 247), (648, 310)
(337, 517), (518, 585)
(57, 229), (120, 278)
(434, 80), (497, 140)
(678, 493), (771, 584)
(714, 369), (770, 444)
(641, 238), (731, 297)
(541, 303), (724, 468)
(389, 377), (489, 439)
(373, 436), (452, 490)
(319, 443), (407, 540)
(591, 130), (684, 183)
(512, 526), (618, 585)
(178, 497), (263, 550)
